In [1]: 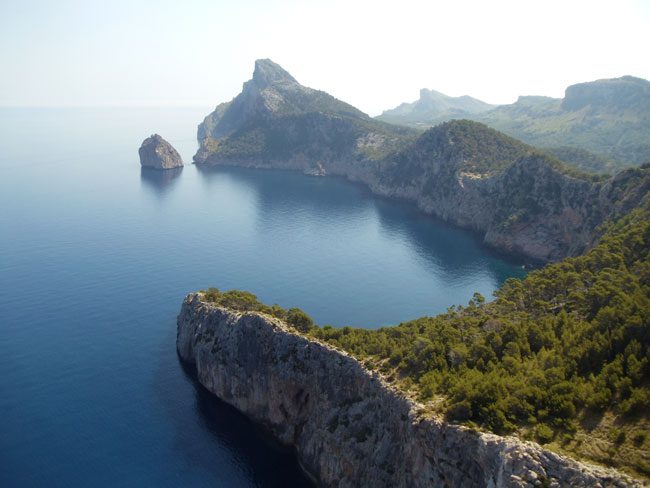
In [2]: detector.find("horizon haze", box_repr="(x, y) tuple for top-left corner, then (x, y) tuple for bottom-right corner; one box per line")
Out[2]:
(1, 0), (649, 115)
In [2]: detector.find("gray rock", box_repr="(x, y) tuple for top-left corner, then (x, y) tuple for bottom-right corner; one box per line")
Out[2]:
(139, 134), (183, 170)
(177, 293), (642, 488)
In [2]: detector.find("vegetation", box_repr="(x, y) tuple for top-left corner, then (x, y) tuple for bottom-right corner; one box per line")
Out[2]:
(378, 76), (650, 172)
(379, 120), (602, 191)
(546, 146), (620, 175)
(310, 200), (650, 477)
(201, 288), (315, 333)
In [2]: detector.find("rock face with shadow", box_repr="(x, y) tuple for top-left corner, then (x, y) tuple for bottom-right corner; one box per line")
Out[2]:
(139, 134), (183, 170)
(177, 293), (640, 488)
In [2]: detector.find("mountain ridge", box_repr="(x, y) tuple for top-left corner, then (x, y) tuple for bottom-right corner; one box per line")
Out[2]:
(377, 75), (650, 172)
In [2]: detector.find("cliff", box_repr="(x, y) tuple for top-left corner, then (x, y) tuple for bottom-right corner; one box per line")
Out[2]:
(365, 124), (650, 261)
(177, 293), (641, 487)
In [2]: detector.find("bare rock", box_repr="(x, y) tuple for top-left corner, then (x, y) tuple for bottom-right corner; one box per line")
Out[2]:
(176, 293), (642, 488)
(139, 134), (183, 170)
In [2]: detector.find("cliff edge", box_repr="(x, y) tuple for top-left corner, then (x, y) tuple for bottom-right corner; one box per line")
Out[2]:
(177, 293), (640, 487)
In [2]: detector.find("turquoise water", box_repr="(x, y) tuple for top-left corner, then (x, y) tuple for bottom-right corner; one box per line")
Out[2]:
(0, 107), (525, 487)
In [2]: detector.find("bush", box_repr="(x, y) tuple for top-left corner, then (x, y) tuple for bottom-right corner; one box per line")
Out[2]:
(535, 424), (554, 444)
(286, 308), (314, 332)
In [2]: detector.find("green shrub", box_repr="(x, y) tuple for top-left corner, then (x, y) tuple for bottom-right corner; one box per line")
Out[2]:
(535, 424), (554, 444)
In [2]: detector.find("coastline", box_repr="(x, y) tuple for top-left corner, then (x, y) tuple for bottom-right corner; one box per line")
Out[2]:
(177, 292), (642, 487)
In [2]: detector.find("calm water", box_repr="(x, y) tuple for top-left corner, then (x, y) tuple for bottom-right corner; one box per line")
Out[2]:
(0, 107), (526, 487)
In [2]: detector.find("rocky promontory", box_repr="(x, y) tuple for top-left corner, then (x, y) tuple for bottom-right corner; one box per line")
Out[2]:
(177, 293), (641, 487)
(193, 60), (650, 263)
(139, 134), (183, 170)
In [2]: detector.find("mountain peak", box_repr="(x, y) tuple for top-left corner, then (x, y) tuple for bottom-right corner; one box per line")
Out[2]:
(252, 59), (297, 87)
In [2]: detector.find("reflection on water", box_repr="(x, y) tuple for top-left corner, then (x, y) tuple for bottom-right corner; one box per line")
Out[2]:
(140, 166), (184, 195)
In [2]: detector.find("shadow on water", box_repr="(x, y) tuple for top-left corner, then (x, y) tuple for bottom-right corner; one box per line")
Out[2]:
(154, 324), (313, 487)
(195, 164), (367, 215)
(140, 166), (184, 196)
(196, 165), (528, 284)
(371, 198), (529, 281)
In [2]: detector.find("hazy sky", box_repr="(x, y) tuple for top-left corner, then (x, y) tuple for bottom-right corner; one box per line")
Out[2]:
(2, 0), (649, 115)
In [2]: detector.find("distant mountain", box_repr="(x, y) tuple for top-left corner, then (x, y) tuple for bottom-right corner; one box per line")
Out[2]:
(377, 76), (650, 173)
(194, 59), (415, 171)
(377, 88), (494, 126)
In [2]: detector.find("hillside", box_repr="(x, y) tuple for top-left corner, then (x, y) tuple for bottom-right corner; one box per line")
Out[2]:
(377, 76), (650, 173)
(367, 120), (647, 262)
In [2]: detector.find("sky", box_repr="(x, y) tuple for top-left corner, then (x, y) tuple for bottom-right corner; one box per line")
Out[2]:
(1, 0), (649, 115)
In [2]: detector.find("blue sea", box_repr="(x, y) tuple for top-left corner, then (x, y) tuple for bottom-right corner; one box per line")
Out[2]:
(0, 107), (526, 487)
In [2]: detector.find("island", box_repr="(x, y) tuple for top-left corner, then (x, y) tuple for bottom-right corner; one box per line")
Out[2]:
(139, 134), (183, 170)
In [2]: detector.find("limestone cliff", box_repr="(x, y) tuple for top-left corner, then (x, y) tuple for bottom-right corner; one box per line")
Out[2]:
(177, 293), (640, 488)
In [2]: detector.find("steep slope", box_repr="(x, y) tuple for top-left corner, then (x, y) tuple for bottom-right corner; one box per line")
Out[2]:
(378, 88), (494, 127)
(194, 59), (415, 172)
(377, 76), (650, 172)
(366, 121), (649, 262)
(177, 292), (643, 487)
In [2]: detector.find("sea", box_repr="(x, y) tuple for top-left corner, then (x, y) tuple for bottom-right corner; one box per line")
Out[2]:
(0, 107), (526, 487)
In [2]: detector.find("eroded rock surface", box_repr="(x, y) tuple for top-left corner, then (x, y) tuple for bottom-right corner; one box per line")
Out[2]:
(177, 293), (641, 488)
(139, 134), (183, 170)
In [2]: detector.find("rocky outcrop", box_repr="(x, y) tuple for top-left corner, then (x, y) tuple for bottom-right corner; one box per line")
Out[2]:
(177, 293), (641, 488)
(139, 134), (183, 170)
(364, 146), (649, 262)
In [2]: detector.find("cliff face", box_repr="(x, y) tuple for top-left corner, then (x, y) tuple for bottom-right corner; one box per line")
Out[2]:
(177, 293), (640, 488)
(366, 148), (649, 262)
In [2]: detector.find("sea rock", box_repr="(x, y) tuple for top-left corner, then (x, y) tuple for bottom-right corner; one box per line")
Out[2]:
(177, 293), (642, 488)
(139, 134), (183, 170)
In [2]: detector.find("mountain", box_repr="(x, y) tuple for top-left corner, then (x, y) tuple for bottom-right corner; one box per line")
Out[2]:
(376, 76), (650, 173)
(368, 120), (649, 262)
(194, 59), (415, 172)
(377, 88), (494, 126)
(195, 62), (650, 263)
